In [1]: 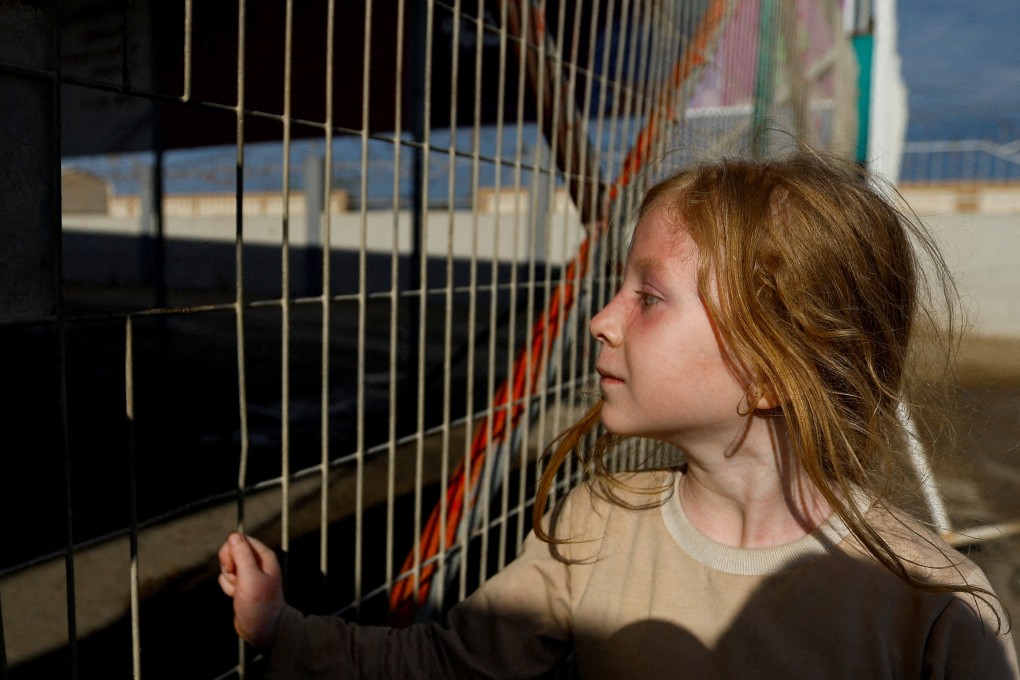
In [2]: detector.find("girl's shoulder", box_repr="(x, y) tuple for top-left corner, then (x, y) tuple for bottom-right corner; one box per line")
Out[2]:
(567, 468), (677, 511)
(861, 502), (994, 590)
(546, 469), (677, 543)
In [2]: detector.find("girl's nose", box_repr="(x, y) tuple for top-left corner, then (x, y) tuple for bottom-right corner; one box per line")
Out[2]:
(589, 299), (622, 346)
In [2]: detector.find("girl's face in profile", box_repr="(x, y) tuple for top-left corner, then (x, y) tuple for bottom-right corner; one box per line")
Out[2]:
(589, 207), (753, 452)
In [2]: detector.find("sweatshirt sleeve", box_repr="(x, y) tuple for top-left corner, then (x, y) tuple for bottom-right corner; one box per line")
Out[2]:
(263, 489), (602, 679)
(922, 577), (1020, 680)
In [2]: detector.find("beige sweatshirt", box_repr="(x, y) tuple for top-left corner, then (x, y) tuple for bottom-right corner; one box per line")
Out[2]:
(265, 471), (1019, 679)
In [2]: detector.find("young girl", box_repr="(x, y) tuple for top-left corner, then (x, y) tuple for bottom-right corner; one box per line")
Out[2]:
(219, 152), (1019, 679)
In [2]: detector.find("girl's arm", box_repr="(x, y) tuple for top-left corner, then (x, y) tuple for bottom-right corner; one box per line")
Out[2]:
(255, 526), (578, 679)
(217, 485), (599, 679)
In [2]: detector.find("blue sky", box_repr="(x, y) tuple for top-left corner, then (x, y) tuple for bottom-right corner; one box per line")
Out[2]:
(898, 0), (1020, 140)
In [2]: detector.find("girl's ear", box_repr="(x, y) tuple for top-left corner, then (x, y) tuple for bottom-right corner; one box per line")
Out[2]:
(749, 380), (782, 412)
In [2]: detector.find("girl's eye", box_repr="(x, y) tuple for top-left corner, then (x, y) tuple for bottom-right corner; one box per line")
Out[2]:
(639, 292), (661, 307)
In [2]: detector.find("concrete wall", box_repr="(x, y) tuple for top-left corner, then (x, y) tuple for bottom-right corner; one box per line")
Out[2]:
(900, 183), (1020, 216)
(67, 182), (1014, 332)
(921, 212), (1020, 337)
(62, 205), (587, 263)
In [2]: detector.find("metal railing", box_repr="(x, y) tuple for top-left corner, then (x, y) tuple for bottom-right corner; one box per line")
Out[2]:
(900, 138), (1020, 183)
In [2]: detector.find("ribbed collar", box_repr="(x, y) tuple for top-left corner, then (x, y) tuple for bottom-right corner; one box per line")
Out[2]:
(660, 476), (859, 576)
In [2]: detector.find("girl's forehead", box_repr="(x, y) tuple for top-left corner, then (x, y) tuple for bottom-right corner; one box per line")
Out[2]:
(627, 209), (694, 259)
(622, 214), (699, 282)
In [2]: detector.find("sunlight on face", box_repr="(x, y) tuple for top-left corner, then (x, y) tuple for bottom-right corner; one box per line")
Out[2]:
(589, 208), (752, 453)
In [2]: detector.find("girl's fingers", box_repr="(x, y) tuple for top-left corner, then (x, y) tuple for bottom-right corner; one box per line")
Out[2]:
(245, 536), (280, 577)
(218, 571), (237, 597)
(218, 537), (237, 575)
(226, 533), (261, 576)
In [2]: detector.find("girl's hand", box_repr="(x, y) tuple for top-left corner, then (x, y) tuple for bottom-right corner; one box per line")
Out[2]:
(218, 532), (285, 648)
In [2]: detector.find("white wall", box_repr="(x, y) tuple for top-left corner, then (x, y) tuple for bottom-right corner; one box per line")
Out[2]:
(923, 212), (1020, 337)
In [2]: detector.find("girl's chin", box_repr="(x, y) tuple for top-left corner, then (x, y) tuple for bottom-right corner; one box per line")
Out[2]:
(598, 411), (639, 438)
(599, 410), (672, 443)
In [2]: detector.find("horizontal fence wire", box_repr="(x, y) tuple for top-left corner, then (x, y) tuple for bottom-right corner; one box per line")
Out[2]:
(0, 0), (863, 677)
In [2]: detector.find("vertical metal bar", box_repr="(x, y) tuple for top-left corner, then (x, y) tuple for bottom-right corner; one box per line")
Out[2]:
(618, 0), (643, 221)
(647, 1), (673, 172)
(280, 0), (295, 567)
(232, 0), (250, 675)
(898, 403), (953, 533)
(604, 0), (635, 347)
(495, 0), (526, 566)
(507, 0), (529, 553)
(559, 0), (601, 497)
(355, 0), (374, 613)
(595, 0), (628, 192)
(633, 1), (656, 129)
(59, 318), (77, 680)
(320, 0), (337, 579)
(466, 0), (487, 587)
(385, 0), (407, 599)
(600, 0), (630, 324)
(540, 0), (572, 509)
(475, 1), (510, 587)
(591, 0), (620, 477)
(554, 0), (587, 454)
(50, 0), (79, 674)
(591, 0), (617, 210)
(615, 4), (649, 465)
(182, 0), (193, 101)
(634, 0), (667, 473)
(530, 0), (566, 521)
(125, 317), (141, 680)
(412, 0), (436, 610)
(493, 0), (513, 572)
(404, 0), (427, 507)
(442, 0), (462, 611)
(584, 0), (618, 485)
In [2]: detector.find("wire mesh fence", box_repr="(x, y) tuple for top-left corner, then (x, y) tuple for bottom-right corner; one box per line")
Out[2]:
(1, 0), (856, 676)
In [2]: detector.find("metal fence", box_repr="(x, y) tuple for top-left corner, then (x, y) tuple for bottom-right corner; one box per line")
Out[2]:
(900, 138), (1020, 184)
(1, 0), (855, 677)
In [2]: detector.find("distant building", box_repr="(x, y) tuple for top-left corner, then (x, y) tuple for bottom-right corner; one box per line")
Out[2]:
(61, 168), (109, 214)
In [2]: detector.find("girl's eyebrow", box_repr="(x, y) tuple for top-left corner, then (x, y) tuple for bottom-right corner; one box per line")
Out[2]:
(629, 256), (664, 277)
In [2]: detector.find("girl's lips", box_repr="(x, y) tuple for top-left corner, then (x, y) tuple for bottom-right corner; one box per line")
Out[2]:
(597, 368), (623, 384)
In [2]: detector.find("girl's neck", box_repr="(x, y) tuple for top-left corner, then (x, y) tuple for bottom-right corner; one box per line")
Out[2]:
(677, 416), (833, 549)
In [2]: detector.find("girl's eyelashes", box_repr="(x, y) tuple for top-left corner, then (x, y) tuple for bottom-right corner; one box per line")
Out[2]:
(638, 291), (662, 307)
